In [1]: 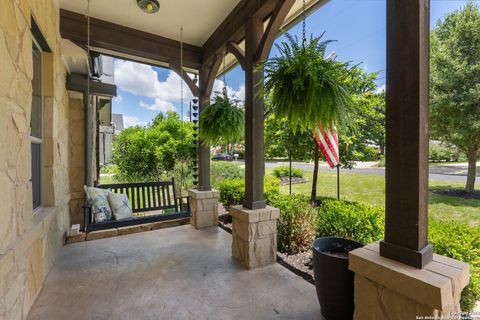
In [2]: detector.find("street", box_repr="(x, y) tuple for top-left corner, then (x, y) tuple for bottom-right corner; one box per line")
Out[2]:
(232, 160), (480, 183)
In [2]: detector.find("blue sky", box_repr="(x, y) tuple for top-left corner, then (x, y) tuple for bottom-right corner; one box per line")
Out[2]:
(112, 0), (475, 128)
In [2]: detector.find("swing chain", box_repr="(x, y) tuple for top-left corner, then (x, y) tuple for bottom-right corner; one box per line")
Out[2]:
(180, 26), (184, 121)
(302, 0), (306, 43)
(223, 48), (226, 86)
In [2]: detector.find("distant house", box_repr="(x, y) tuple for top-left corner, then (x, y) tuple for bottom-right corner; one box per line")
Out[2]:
(112, 113), (124, 133)
(99, 113), (124, 166)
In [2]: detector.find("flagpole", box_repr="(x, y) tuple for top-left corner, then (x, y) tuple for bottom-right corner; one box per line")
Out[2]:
(336, 164), (340, 200)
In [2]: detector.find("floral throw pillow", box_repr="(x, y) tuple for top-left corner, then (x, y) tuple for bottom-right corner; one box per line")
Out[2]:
(84, 186), (113, 223)
(108, 193), (133, 220)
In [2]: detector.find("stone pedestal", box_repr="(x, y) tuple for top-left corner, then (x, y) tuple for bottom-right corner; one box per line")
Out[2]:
(349, 242), (470, 320)
(188, 189), (219, 229)
(231, 206), (279, 269)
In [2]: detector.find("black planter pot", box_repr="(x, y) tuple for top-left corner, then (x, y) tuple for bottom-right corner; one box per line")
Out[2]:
(312, 237), (363, 320)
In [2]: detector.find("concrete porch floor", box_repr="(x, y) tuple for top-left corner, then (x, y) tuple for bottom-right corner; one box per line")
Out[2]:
(27, 225), (323, 320)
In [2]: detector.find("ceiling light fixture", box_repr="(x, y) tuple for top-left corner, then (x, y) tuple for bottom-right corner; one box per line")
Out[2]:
(137, 0), (160, 14)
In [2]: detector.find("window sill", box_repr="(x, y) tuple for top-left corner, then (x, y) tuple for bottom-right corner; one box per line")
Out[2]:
(33, 206), (57, 226)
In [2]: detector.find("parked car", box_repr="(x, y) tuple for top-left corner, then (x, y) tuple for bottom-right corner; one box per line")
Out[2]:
(212, 153), (233, 161)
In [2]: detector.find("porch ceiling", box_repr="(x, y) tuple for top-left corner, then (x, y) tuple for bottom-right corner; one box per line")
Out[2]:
(59, 0), (242, 47)
(59, 0), (326, 72)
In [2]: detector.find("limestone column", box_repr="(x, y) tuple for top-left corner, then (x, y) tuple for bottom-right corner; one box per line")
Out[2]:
(188, 189), (219, 229)
(231, 206), (279, 269)
(349, 243), (469, 319)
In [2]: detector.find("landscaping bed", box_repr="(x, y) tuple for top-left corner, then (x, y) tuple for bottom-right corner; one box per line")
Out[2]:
(217, 176), (480, 311)
(279, 176), (308, 185)
(432, 189), (480, 200)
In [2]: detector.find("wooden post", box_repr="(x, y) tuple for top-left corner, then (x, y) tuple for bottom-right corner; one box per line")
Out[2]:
(198, 68), (212, 191)
(243, 17), (266, 210)
(198, 56), (221, 191)
(380, 0), (433, 269)
(83, 91), (93, 187)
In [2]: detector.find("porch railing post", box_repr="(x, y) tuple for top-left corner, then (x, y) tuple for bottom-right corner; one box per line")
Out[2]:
(380, 0), (433, 268)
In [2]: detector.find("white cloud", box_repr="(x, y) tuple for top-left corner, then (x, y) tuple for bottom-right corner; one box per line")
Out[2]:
(113, 95), (123, 103)
(375, 84), (386, 94)
(139, 99), (175, 113)
(212, 80), (245, 103)
(123, 116), (147, 128)
(114, 60), (193, 114)
(114, 60), (245, 115)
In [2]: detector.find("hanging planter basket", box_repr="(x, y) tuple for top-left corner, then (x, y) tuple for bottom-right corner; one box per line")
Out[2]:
(263, 33), (354, 132)
(199, 88), (244, 146)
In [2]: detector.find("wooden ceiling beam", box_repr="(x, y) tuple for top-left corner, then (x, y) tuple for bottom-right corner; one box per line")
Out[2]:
(256, 0), (296, 61)
(169, 61), (200, 97)
(202, 0), (279, 64)
(226, 41), (246, 70)
(60, 9), (202, 70)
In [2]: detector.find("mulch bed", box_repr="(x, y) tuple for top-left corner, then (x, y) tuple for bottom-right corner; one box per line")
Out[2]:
(217, 204), (315, 284)
(279, 177), (308, 185)
(431, 189), (480, 200)
(277, 251), (314, 284)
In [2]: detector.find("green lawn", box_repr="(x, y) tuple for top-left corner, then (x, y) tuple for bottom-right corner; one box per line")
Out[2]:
(101, 167), (480, 226)
(98, 174), (117, 185)
(277, 169), (480, 226)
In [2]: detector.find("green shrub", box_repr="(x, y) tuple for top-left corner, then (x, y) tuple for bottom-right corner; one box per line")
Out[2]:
(218, 179), (245, 208)
(210, 161), (244, 188)
(268, 194), (316, 254)
(316, 199), (385, 245)
(273, 166), (304, 179)
(429, 143), (461, 162)
(100, 164), (118, 175)
(314, 198), (479, 311)
(429, 219), (480, 311)
(218, 176), (280, 208)
(358, 146), (379, 161)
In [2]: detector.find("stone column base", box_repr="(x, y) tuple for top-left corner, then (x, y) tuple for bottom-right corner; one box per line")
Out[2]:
(231, 206), (279, 269)
(188, 189), (219, 229)
(349, 242), (470, 320)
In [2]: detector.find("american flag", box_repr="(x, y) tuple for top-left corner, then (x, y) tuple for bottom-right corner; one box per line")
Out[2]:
(313, 125), (340, 169)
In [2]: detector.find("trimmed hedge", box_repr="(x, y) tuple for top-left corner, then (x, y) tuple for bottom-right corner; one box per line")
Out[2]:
(217, 184), (479, 310)
(316, 199), (385, 245)
(429, 219), (480, 311)
(218, 176), (280, 208)
(210, 161), (244, 188)
(273, 166), (304, 178)
(314, 198), (479, 311)
(268, 194), (316, 254)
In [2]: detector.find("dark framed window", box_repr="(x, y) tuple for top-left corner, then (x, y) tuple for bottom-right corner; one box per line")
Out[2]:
(31, 38), (42, 210)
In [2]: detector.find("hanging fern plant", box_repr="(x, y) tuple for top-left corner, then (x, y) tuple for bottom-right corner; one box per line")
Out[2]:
(199, 87), (244, 145)
(263, 33), (355, 132)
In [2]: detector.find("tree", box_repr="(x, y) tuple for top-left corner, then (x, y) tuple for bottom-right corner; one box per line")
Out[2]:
(264, 33), (356, 202)
(112, 111), (194, 183)
(265, 63), (384, 201)
(265, 113), (316, 195)
(112, 125), (157, 182)
(150, 111), (194, 171)
(430, 2), (480, 192)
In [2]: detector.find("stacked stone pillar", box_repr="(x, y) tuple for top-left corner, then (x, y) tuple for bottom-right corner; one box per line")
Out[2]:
(349, 243), (470, 319)
(231, 206), (279, 269)
(188, 189), (219, 229)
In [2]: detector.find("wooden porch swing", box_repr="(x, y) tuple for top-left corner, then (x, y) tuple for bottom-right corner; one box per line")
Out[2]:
(84, 179), (191, 233)
(82, 4), (192, 233)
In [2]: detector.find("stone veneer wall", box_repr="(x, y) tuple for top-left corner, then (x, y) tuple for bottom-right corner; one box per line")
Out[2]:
(0, 0), (71, 319)
(68, 97), (85, 226)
